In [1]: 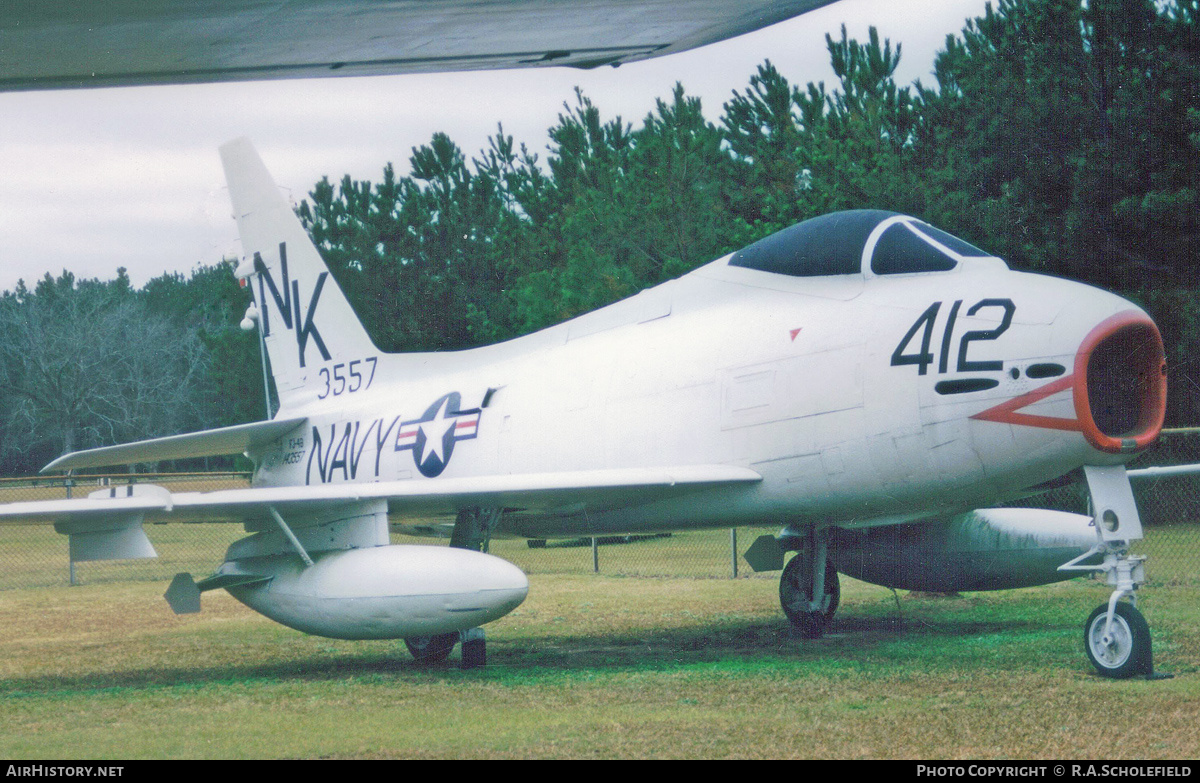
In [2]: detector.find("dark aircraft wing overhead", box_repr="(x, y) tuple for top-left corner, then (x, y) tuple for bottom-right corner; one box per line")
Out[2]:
(0, 0), (838, 92)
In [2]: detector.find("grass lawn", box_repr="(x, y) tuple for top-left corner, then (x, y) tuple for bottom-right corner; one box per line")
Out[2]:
(0, 556), (1196, 759)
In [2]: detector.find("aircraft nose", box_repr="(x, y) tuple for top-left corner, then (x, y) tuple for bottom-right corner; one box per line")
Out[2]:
(1072, 309), (1167, 454)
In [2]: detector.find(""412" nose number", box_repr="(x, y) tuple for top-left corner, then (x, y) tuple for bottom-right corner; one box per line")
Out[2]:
(890, 298), (1015, 376)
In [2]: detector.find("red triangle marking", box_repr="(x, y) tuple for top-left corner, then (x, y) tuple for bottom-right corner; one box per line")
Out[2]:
(789, 328), (802, 342)
(970, 374), (1081, 432)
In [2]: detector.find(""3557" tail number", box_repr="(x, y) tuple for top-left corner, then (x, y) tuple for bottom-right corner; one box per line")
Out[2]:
(317, 357), (379, 399)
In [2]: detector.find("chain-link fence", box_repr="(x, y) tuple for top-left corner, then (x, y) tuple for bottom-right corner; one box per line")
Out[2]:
(0, 473), (251, 590)
(1, 435), (1197, 590)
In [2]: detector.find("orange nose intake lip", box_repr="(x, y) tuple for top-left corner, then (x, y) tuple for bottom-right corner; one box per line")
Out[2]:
(970, 310), (1167, 454)
(1073, 311), (1167, 454)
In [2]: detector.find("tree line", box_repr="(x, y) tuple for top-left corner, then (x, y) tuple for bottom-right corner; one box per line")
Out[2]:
(2, 0), (1197, 475)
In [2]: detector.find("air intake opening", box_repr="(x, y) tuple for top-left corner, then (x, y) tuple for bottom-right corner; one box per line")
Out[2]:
(1074, 313), (1167, 453)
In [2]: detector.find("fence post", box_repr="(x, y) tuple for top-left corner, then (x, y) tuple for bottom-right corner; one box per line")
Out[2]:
(730, 528), (738, 578)
(592, 537), (599, 573)
(66, 473), (76, 586)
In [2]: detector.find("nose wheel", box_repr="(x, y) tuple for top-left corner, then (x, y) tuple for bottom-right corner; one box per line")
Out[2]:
(1084, 601), (1151, 679)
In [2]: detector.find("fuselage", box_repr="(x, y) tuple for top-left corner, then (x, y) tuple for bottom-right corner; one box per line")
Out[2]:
(249, 214), (1166, 539)
(12, 149), (1164, 666)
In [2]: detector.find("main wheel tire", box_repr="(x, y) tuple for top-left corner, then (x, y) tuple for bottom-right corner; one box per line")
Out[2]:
(780, 555), (840, 639)
(1084, 602), (1151, 679)
(460, 637), (486, 669)
(405, 633), (458, 664)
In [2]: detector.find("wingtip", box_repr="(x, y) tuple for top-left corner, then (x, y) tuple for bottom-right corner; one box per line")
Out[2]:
(38, 456), (66, 475)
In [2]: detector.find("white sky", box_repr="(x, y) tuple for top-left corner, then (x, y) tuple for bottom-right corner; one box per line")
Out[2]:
(0, 0), (992, 294)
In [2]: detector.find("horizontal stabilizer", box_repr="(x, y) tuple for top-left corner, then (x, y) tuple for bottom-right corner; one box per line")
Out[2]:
(41, 417), (307, 473)
(1, 487), (173, 525)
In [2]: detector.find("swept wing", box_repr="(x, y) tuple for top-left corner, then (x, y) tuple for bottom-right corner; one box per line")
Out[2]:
(0, 465), (762, 525)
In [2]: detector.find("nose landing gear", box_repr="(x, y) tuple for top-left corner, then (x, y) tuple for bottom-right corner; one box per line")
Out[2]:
(1060, 465), (1166, 679)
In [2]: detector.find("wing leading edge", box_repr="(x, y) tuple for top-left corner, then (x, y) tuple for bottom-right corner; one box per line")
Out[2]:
(0, 465), (762, 526)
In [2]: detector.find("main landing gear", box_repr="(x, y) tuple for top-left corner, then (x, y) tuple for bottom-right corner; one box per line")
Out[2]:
(405, 628), (487, 669)
(402, 506), (505, 669)
(1060, 465), (1163, 679)
(780, 552), (840, 638)
(744, 527), (840, 638)
(778, 530), (840, 638)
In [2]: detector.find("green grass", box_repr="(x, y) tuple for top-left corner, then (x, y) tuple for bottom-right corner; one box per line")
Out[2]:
(0, 563), (1197, 759)
(0, 516), (1196, 758)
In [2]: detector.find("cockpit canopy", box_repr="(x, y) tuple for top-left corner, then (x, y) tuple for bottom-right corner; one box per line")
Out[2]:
(729, 210), (999, 278)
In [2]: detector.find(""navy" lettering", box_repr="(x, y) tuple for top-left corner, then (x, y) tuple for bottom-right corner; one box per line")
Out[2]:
(306, 418), (395, 485)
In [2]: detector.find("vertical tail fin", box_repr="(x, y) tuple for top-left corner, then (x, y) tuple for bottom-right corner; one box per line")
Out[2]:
(220, 137), (379, 409)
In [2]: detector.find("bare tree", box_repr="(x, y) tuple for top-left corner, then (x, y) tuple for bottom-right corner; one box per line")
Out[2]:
(0, 275), (210, 472)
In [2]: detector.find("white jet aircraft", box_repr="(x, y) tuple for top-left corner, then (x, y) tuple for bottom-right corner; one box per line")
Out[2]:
(0, 138), (1170, 677)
